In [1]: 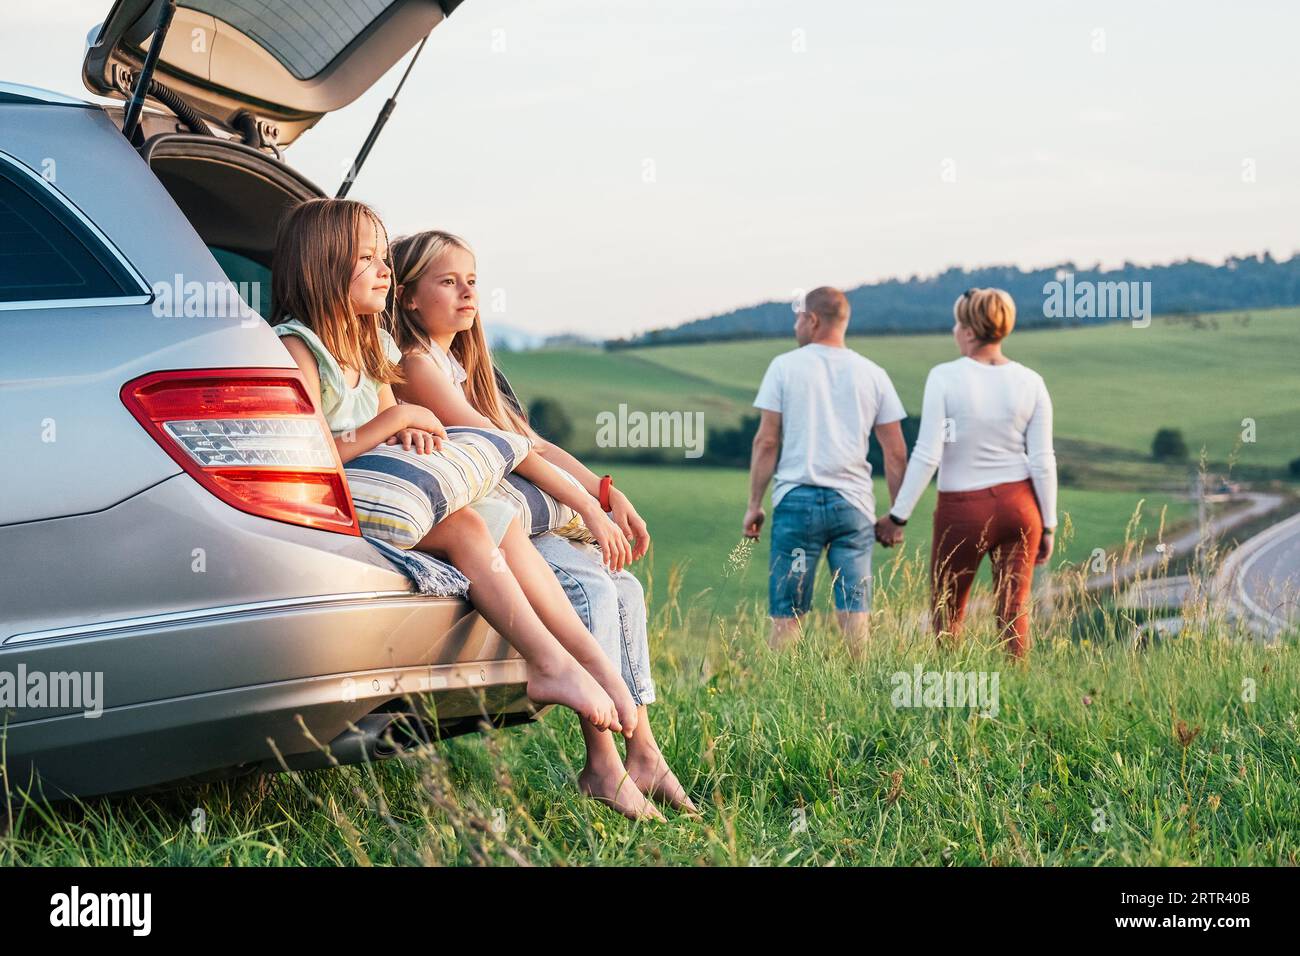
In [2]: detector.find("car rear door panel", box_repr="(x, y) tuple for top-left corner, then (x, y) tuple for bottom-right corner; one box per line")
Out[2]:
(1, 104), (296, 524)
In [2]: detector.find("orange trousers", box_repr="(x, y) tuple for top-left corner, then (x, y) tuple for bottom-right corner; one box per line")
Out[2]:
(930, 478), (1043, 657)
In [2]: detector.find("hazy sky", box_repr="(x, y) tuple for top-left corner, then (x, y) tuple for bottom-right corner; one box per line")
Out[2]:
(4, 1), (1298, 336)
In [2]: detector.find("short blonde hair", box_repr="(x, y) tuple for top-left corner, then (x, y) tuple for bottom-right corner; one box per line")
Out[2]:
(953, 287), (1016, 343)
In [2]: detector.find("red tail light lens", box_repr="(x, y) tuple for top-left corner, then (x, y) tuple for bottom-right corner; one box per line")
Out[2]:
(121, 368), (360, 536)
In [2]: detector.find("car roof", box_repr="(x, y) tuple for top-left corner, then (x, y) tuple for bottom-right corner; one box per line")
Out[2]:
(0, 81), (99, 108)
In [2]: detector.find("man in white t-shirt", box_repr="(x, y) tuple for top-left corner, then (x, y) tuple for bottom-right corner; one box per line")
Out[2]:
(743, 287), (910, 651)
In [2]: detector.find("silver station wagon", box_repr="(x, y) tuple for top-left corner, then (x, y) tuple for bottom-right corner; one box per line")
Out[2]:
(0, 0), (538, 800)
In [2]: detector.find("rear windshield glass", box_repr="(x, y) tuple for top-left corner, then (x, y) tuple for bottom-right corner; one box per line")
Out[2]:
(183, 0), (399, 80)
(0, 160), (140, 305)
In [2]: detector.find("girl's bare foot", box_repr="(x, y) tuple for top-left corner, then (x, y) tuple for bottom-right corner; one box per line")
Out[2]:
(572, 654), (640, 740)
(626, 752), (699, 815)
(578, 766), (665, 822)
(526, 656), (621, 732)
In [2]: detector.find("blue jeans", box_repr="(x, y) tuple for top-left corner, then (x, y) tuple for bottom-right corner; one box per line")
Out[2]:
(532, 532), (656, 706)
(769, 485), (874, 617)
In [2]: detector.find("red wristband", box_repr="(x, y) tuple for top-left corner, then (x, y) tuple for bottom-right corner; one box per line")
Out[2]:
(598, 474), (613, 512)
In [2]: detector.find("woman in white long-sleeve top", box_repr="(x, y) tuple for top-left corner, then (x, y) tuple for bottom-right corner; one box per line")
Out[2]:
(876, 288), (1057, 657)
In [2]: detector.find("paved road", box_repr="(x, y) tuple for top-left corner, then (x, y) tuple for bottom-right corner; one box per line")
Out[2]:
(947, 493), (1289, 627)
(1218, 510), (1300, 636)
(1081, 492), (1283, 593)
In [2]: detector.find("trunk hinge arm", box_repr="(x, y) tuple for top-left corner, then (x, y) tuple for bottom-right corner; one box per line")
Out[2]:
(121, 0), (179, 143)
(336, 31), (431, 198)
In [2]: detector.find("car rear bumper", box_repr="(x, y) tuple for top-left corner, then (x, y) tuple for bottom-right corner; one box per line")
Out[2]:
(1, 474), (533, 798)
(4, 664), (531, 800)
(2, 593), (532, 798)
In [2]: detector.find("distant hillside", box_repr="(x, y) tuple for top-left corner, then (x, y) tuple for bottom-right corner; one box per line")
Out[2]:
(485, 322), (601, 352)
(610, 252), (1300, 347)
(483, 322), (545, 352)
(498, 307), (1299, 475)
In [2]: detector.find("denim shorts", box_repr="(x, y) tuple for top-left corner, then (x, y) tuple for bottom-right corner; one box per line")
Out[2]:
(531, 532), (656, 706)
(769, 485), (874, 617)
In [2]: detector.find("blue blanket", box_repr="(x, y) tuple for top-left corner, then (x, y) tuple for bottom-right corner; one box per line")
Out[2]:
(364, 536), (470, 598)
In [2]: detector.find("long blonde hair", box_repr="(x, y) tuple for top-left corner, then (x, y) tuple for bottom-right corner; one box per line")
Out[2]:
(271, 197), (402, 385)
(390, 230), (531, 436)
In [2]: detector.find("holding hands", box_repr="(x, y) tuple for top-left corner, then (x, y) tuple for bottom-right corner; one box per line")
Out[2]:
(875, 514), (905, 548)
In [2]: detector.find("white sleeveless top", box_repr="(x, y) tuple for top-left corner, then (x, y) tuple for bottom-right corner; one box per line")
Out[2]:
(422, 341), (468, 390)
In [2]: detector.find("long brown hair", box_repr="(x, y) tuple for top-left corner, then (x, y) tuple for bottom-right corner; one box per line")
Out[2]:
(390, 230), (531, 436)
(271, 197), (402, 385)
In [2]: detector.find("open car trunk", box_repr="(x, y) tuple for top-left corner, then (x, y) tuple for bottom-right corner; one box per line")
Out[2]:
(85, 0), (467, 147)
(142, 134), (321, 294)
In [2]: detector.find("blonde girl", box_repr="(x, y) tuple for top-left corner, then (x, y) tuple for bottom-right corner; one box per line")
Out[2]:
(390, 230), (697, 819)
(270, 198), (639, 741)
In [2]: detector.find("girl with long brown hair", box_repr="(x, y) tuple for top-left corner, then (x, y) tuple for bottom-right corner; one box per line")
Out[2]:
(270, 198), (641, 740)
(390, 229), (697, 820)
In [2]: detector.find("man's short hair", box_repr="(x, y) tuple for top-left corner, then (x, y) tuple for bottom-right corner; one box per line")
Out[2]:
(806, 286), (850, 326)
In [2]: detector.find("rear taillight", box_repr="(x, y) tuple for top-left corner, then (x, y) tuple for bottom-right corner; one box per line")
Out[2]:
(121, 368), (360, 536)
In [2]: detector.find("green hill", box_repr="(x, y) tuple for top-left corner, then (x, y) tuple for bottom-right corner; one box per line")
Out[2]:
(486, 310), (1300, 602)
(581, 461), (1192, 609)
(500, 307), (1300, 472)
(611, 254), (1300, 345)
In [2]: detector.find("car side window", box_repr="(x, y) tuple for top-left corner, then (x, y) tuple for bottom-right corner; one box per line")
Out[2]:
(0, 157), (141, 305)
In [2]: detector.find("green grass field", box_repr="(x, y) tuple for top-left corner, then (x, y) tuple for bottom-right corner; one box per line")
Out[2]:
(6, 577), (1297, 866)
(500, 307), (1300, 470)
(3, 309), (1293, 867)
(590, 462), (1194, 610)
(491, 308), (1292, 605)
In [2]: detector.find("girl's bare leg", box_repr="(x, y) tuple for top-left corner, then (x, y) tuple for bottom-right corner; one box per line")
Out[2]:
(622, 706), (699, 814)
(415, 509), (619, 731)
(577, 719), (663, 821)
(495, 520), (640, 738)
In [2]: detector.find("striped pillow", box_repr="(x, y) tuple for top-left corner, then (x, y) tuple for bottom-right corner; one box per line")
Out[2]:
(345, 426), (532, 549)
(490, 469), (597, 543)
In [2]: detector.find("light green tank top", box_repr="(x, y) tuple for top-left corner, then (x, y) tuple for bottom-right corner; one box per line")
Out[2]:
(276, 317), (513, 544)
(274, 318), (402, 435)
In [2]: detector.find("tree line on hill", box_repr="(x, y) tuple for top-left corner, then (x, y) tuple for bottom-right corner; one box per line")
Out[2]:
(529, 396), (1299, 483)
(607, 252), (1300, 348)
